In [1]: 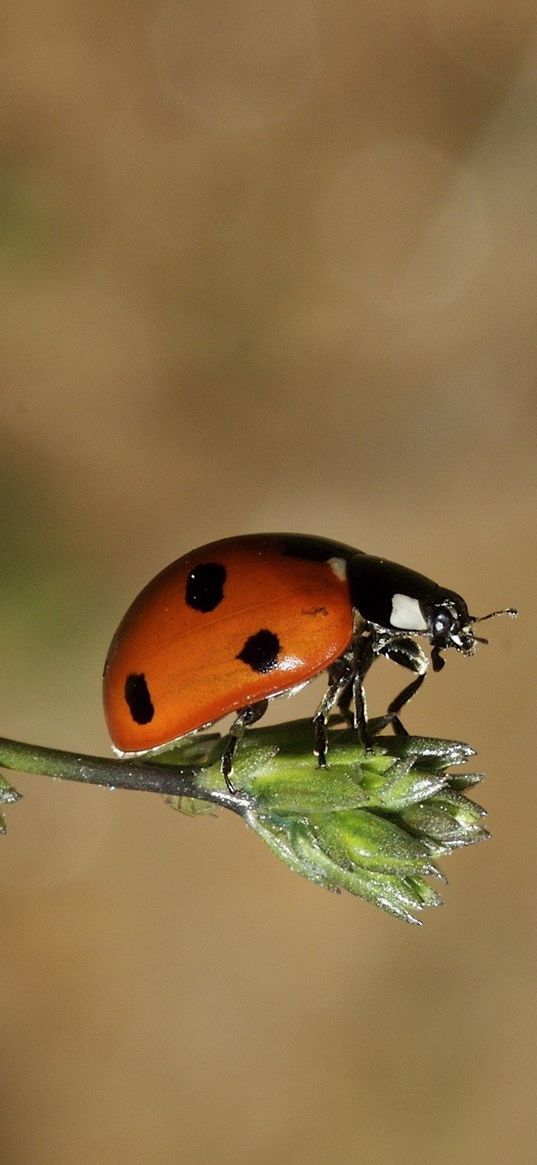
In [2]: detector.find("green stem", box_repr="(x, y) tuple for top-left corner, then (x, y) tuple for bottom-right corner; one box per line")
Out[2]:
(0, 736), (248, 816)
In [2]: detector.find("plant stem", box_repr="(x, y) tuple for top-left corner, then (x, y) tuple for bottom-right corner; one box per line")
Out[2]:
(0, 736), (248, 815)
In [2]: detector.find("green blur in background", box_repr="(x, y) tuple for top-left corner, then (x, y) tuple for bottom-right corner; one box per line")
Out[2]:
(1, 3), (535, 1163)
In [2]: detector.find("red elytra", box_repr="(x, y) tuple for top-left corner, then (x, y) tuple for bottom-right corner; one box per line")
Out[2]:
(103, 534), (356, 756)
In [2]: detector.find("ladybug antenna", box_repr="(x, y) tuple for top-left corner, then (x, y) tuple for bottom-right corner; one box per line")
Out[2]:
(470, 606), (518, 646)
(471, 606), (518, 625)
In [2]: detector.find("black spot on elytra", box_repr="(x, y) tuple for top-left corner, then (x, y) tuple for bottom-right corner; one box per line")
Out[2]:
(236, 629), (281, 674)
(185, 562), (227, 612)
(125, 673), (154, 724)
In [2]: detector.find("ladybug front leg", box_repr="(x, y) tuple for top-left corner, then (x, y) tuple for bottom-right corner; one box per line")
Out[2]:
(221, 699), (269, 792)
(375, 635), (430, 736)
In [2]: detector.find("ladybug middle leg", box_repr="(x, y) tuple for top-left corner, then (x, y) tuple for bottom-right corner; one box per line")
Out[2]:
(221, 699), (269, 793)
(348, 629), (377, 746)
(313, 653), (355, 767)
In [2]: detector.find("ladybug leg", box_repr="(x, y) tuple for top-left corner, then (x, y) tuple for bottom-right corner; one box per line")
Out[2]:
(313, 654), (354, 767)
(334, 679), (354, 727)
(376, 635), (429, 735)
(349, 630), (377, 747)
(221, 699), (269, 793)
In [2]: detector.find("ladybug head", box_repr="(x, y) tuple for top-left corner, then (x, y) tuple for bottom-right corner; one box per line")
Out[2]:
(426, 593), (517, 672)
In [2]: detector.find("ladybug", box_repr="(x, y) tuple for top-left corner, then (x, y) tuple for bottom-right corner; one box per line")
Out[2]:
(103, 534), (515, 791)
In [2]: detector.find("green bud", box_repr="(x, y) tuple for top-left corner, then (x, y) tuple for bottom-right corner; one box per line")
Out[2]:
(161, 719), (491, 924)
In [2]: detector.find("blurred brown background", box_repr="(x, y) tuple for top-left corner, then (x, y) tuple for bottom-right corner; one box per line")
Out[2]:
(1, 2), (536, 1162)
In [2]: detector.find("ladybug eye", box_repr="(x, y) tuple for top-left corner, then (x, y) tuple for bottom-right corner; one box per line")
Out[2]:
(433, 606), (455, 638)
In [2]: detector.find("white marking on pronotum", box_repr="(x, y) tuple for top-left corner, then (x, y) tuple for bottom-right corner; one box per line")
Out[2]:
(390, 593), (428, 632)
(328, 556), (347, 581)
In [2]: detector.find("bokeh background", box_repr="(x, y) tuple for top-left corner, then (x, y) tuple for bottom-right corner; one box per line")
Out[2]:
(2, 3), (536, 1162)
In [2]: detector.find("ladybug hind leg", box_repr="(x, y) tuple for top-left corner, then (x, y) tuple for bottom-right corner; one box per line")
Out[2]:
(221, 699), (269, 793)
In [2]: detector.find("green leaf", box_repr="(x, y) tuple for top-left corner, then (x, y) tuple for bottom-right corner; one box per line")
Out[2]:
(310, 809), (439, 877)
(166, 795), (216, 817)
